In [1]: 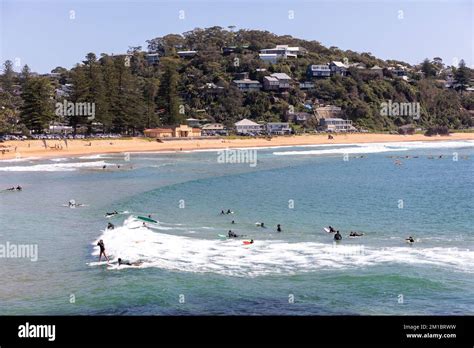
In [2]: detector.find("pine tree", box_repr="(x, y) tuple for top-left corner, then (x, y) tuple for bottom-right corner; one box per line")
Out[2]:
(455, 59), (470, 92)
(157, 58), (182, 125)
(20, 77), (54, 133)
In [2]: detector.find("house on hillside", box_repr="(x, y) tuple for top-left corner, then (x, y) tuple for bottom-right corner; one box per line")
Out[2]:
(146, 53), (160, 65)
(330, 61), (348, 76)
(315, 105), (343, 119)
(233, 79), (262, 92)
(235, 119), (263, 135)
(299, 81), (315, 90)
(199, 83), (224, 94)
(263, 76), (280, 91)
(307, 64), (331, 78)
(260, 45), (307, 58)
(177, 50), (197, 58)
(259, 54), (278, 64)
(288, 112), (313, 125)
(270, 73), (292, 89)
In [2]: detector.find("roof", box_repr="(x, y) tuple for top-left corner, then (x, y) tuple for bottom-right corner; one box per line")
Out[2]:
(144, 128), (173, 133)
(202, 123), (224, 130)
(264, 76), (279, 82)
(331, 61), (348, 68)
(233, 79), (261, 84)
(267, 122), (290, 125)
(371, 65), (383, 70)
(270, 73), (291, 80)
(310, 64), (330, 70)
(235, 118), (260, 126)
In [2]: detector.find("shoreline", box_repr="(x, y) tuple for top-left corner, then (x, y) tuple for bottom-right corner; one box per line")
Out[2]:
(1, 133), (473, 161)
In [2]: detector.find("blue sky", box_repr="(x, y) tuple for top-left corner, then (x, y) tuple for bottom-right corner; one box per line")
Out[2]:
(1, 0), (472, 73)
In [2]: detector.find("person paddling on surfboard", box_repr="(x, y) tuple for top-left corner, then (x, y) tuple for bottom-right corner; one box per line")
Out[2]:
(118, 258), (143, 267)
(97, 239), (110, 263)
(226, 209), (232, 214)
(406, 236), (415, 243)
(328, 226), (336, 233)
(349, 231), (364, 237)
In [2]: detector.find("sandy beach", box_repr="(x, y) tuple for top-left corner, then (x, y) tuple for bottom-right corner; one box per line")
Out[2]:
(1, 133), (473, 161)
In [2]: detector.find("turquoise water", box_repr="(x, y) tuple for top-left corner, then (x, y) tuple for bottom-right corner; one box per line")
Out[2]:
(0, 141), (473, 315)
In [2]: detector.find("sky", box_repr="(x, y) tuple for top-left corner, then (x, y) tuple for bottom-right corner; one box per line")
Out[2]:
(0, 0), (472, 73)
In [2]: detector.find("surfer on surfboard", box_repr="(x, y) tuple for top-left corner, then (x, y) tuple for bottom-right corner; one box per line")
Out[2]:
(97, 239), (110, 263)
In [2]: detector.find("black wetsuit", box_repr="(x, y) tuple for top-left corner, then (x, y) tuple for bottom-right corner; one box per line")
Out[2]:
(97, 241), (105, 253)
(334, 233), (342, 241)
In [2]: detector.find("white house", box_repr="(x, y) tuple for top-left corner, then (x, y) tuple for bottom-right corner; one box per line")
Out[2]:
(260, 45), (307, 58)
(259, 53), (278, 64)
(177, 50), (197, 58)
(318, 118), (356, 132)
(266, 122), (291, 135)
(235, 119), (263, 135)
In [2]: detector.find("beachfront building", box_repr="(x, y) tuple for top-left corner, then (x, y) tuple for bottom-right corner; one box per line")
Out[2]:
(202, 123), (227, 136)
(185, 118), (202, 128)
(144, 125), (201, 138)
(235, 119), (263, 135)
(318, 118), (356, 132)
(233, 79), (262, 92)
(266, 122), (291, 135)
(307, 64), (331, 78)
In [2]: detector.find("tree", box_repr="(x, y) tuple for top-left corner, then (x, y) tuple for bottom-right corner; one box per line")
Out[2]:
(455, 59), (470, 92)
(421, 58), (437, 78)
(20, 77), (54, 133)
(157, 57), (182, 125)
(1, 60), (15, 94)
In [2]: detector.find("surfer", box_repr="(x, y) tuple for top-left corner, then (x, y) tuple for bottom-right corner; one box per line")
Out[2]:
(226, 209), (232, 214)
(16, 185), (22, 191)
(249, 239), (254, 244)
(349, 231), (364, 237)
(231, 220), (235, 224)
(277, 224), (282, 232)
(118, 258), (143, 267)
(259, 222), (265, 228)
(97, 239), (110, 262)
(107, 222), (114, 230)
(328, 226), (336, 233)
(334, 231), (342, 241)
(228, 230), (238, 238)
(6, 187), (15, 191)
(68, 200), (76, 208)
(220, 210), (225, 215)
(406, 236), (415, 243)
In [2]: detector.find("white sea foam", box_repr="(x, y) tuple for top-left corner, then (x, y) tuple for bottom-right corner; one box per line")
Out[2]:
(273, 140), (474, 156)
(89, 217), (474, 277)
(0, 160), (111, 172)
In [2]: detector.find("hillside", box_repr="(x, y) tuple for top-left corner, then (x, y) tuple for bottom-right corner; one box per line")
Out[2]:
(1, 26), (473, 134)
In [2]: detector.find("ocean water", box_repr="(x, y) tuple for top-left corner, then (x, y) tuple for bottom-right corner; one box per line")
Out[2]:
(0, 140), (473, 315)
